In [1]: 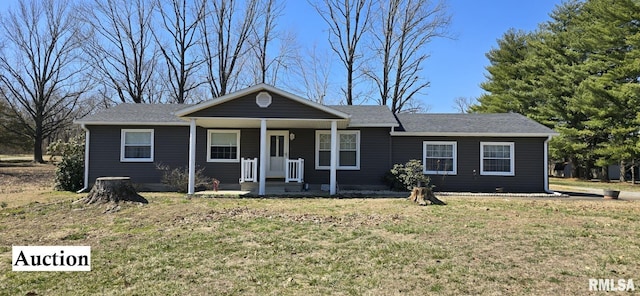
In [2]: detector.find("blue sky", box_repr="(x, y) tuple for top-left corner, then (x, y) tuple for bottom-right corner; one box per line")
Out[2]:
(0, 0), (563, 112)
(282, 0), (564, 112)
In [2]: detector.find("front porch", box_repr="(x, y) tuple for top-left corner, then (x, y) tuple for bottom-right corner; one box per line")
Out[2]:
(186, 119), (344, 196)
(171, 84), (360, 196)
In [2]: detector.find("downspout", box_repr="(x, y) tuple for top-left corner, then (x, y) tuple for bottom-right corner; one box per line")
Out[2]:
(77, 124), (90, 193)
(544, 135), (555, 194)
(389, 126), (395, 171)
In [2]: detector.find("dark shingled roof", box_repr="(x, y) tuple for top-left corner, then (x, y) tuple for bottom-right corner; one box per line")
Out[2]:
(76, 103), (398, 127)
(329, 105), (398, 127)
(76, 103), (554, 136)
(395, 113), (556, 135)
(76, 103), (194, 124)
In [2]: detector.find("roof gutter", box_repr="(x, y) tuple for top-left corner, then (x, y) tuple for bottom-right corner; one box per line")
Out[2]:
(77, 124), (90, 193)
(390, 131), (559, 137)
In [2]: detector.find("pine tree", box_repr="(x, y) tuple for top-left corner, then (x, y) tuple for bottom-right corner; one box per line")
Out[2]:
(529, 0), (594, 178)
(571, 0), (640, 181)
(470, 29), (536, 114)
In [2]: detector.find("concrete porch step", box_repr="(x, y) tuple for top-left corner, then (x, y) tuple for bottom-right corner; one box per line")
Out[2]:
(240, 180), (304, 194)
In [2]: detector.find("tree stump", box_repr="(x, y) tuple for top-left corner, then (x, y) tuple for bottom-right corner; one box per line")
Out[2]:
(80, 177), (148, 204)
(408, 187), (446, 206)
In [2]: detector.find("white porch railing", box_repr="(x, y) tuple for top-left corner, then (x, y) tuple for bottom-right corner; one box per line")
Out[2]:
(285, 158), (304, 183)
(240, 157), (258, 183)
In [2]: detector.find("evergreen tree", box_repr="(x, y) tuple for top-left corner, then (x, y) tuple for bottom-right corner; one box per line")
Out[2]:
(473, 0), (640, 180)
(529, 0), (594, 178)
(470, 29), (536, 114)
(571, 0), (640, 181)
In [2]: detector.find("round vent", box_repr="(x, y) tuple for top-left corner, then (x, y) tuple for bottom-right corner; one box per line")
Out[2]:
(256, 92), (272, 108)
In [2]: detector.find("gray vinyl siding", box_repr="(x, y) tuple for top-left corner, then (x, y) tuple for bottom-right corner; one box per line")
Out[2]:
(186, 91), (343, 119)
(199, 127), (391, 186)
(392, 136), (546, 192)
(197, 127), (259, 184)
(87, 125), (547, 192)
(287, 127), (392, 186)
(88, 126), (259, 185)
(87, 125), (391, 187)
(87, 125), (189, 184)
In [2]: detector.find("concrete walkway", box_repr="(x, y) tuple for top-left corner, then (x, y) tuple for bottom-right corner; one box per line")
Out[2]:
(549, 184), (640, 201)
(191, 185), (640, 201)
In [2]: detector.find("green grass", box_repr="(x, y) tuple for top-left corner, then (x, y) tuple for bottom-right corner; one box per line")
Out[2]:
(1, 196), (639, 295)
(550, 177), (640, 192)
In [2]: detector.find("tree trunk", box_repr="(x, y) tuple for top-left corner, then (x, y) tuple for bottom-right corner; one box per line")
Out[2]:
(81, 177), (148, 204)
(620, 160), (626, 182)
(600, 166), (609, 182)
(632, 160), (636, 185)
(569, 157), (578, 178)
(408, 187), (445, 206)
(33, 123), (44, 163)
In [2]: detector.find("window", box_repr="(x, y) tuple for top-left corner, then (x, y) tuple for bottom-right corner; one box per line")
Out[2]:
(207, 130), (240, 162)
(423, 141), (457, 175)
(480, 142), (515, 176)
(315, 130), (360, 170)
(121, 129), (154, 162)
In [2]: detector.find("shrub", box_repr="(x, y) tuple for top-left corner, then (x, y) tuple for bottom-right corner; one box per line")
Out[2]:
(156, 164), (210, 193)
(385, 159), (432, 191)
(48, 137), (84, 192)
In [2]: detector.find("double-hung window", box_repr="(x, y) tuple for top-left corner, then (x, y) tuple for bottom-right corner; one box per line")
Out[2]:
(121, 129), (154, 162)
(315, 130), (360, 170)
(208, 130), (240, 162)
(480, 142), (515, 176)
(423, 141), (457, 175)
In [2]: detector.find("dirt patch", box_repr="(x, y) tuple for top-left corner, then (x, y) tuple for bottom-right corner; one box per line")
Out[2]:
(0, 161), (61, 207)
(170, 206), (406, 228)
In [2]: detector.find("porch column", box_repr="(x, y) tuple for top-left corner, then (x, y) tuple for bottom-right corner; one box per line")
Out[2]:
(259, 119), (267, 195)
(330, 120), (338, 195)
(188, 119), (196, 195)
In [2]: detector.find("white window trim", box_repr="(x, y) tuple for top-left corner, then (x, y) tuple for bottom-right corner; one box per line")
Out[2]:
(315, 130), (360, 170)
(423, 141), (457, 175)
(480, 142), (515, 176)
(207, 129), (241, 163)
(120, 129), (154, 162)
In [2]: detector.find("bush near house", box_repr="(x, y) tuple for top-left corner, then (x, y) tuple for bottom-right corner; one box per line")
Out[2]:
(385, 159), (432, 191)
(155, 164), (210, 193)
(48, 137), (84, 192)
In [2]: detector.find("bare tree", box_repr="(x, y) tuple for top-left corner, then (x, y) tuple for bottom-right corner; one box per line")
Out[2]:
(80, 0), (160, 103)
(398, 98), (431, 113)
(153, 0), (207, 103)
(0, 0), (91, 163)
(365, 0), (450, 113)
(287, 44), (333, 103)
(249, 0), (280, 84)
(311, 0), (373, 105)
(453, 96), (474, 113)
(201, 0), (259, 97)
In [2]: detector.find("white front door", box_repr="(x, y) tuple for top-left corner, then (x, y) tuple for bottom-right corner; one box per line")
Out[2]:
(266, 131), (289, 178)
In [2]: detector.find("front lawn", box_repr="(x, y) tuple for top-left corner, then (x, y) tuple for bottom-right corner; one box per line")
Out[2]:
(1, 195), (638, 295)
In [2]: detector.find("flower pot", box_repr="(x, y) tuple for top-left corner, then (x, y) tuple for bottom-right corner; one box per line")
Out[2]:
(603, 189), (620, 199)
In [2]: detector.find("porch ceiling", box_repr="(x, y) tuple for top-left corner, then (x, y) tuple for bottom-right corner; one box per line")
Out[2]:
(189, 117), (350, 129)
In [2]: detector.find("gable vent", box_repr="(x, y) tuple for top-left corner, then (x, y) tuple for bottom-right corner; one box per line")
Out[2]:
(256, 92), (272, 108)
